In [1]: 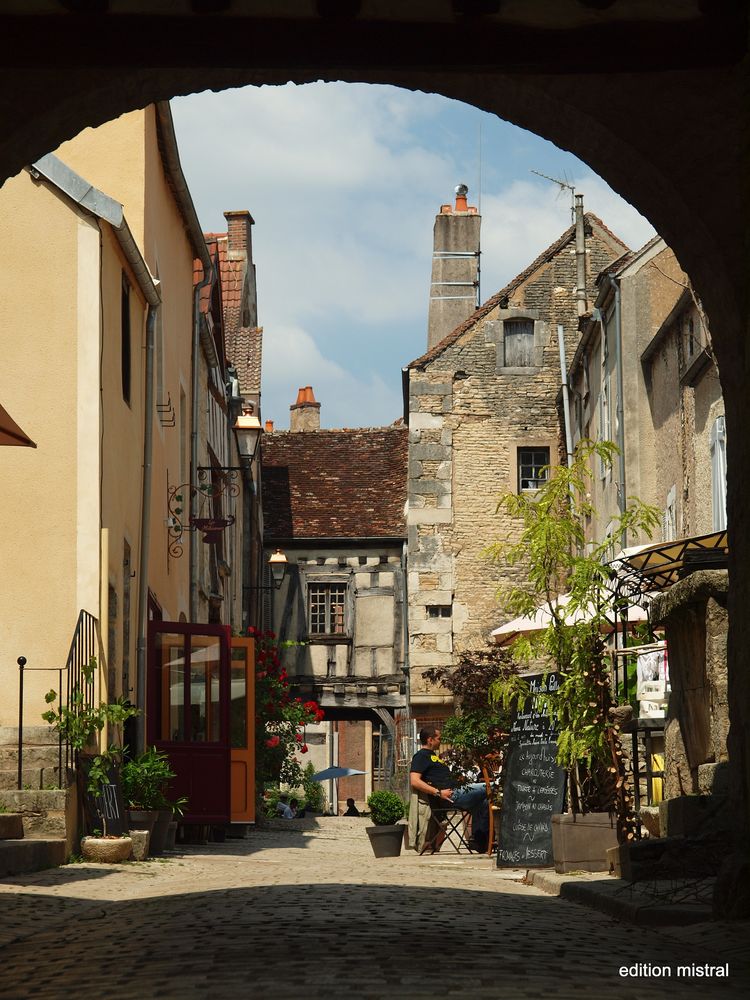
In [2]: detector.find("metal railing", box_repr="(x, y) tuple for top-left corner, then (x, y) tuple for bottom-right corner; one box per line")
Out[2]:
(16, 609), (99, 790)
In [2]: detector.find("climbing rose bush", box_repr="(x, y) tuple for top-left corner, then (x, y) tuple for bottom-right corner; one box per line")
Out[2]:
(248, 627), (323, 786)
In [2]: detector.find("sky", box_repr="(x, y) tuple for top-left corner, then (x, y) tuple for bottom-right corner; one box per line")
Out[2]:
(171, 83), (655, 431)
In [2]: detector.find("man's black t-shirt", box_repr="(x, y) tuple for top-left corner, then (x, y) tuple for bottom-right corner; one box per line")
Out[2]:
(410, 748), (456, 790)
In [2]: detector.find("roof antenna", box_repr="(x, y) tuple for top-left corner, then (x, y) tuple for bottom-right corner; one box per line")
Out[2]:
(531, 169), (576, 224)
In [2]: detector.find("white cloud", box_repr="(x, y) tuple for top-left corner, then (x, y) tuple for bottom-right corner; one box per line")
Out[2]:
(172, 83), (659, 429)
(262, 324), (403, 430)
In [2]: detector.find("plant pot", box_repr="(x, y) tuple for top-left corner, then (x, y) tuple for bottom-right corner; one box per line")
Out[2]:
(127, 808), (159, 833)
(551, 812), (618, 874)
(129, 829), (151, 861)
(165, 820), (178, 851)
(81, 836), (133, 864)
(149, 808), (173, 855)
(366, 823), (406, 858)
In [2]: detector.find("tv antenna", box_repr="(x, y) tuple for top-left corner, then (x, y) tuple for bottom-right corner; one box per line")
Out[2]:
(531, 169), (576, 224)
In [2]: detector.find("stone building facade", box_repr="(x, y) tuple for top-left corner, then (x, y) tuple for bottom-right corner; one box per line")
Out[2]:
(569, 238), (725, 549)
(261, 397), (408, 809)
(404, 213), (627, 716)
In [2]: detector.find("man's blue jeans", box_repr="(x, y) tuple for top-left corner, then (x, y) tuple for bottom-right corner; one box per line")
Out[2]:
(447, 782), (488, 841)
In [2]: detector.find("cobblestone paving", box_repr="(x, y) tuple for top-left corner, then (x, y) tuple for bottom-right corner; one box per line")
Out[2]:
(0, 819), (747, 999)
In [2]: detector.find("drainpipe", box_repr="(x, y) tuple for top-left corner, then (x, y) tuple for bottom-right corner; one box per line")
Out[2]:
(612, 277), (627, 544)
(135, 302), (159, 754)
(557, 324), (574, 468)
(575, 194), (587, 317)
(401, 540), (411, 709)
(190, 268), (213, 622)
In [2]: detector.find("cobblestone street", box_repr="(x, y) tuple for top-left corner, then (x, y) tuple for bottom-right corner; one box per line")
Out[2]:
(0, 819), (747, 1000)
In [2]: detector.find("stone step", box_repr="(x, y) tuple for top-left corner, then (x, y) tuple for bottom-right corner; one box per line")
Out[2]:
(0, 726), (59, 747)
(0, 745), (62, 769)
(0, 839), (67, 877)
(0, 767), (68, 791)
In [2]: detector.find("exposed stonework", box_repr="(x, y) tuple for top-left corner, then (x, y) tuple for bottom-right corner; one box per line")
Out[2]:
(651, 570), (729, 799)
(406, 215), (627, 708)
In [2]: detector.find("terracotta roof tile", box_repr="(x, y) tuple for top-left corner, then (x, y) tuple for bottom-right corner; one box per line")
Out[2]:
(228, 325), (263, 395)
(408, 213), (628, 371)
(262, 427), (408, 540)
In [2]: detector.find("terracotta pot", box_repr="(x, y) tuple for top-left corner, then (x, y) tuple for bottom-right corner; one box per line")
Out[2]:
(81, 836), (133, 864)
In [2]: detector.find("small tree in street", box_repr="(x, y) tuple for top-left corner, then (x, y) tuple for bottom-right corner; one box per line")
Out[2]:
(487, 440), (660, 837)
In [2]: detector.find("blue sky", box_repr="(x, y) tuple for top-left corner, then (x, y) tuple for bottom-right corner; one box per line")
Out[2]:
(171, 83), (655, 430)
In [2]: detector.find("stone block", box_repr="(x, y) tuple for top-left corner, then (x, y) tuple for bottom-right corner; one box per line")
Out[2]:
(407, 508), (452, 525)
(551, 813), (618, 873)
(659, 794), (731, 838)
(411, 443), (450, 462)
(698, 762), (730, 795)
(411, 590), (452, 606)
(410, 379), (452, 396)
(410, 478), (450, 496)
(409, 412), (444, 430)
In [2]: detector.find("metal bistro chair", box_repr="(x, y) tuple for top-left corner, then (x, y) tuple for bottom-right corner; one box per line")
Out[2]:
(418, 793), (475, 855)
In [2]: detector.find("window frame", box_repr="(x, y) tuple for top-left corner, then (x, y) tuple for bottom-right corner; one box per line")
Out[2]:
(307, 580), (348, 637)
(517, 446), (550, 493)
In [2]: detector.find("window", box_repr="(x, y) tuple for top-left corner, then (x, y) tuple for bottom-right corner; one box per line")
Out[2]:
(503, 318), (535, 366)
(710, 415), (727, 531)
(121, 274), (131, 404)
(518, 447), (549, 492)
(308, 583), (347, 635)
(427, 605), (451, 618)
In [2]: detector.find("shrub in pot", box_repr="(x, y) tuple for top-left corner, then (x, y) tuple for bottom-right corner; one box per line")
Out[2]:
(365, 790), (406, 858)
(122, 747), (176, 853)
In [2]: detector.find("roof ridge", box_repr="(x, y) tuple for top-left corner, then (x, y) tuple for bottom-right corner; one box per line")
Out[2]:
(408, 214), (628, 371)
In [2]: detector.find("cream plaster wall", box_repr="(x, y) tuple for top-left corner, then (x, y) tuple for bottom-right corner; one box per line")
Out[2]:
(0, 171), (100, 726)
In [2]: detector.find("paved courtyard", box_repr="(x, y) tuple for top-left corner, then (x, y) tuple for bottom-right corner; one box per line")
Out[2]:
(0, 818), (747, 999)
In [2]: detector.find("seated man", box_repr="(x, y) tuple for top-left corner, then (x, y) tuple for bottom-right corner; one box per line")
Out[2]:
(409, 725), (488, 851)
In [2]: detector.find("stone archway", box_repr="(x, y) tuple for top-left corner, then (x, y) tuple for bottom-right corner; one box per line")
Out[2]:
(1, 2), (748, 910)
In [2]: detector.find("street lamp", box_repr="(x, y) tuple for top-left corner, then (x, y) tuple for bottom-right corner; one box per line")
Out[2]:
(233, 405), (262, 463)
(268, 549), (288, 589)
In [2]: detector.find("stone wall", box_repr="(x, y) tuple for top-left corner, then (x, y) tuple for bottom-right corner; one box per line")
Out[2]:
(651, 570), (729, 798)
(407, 223), (624, 706)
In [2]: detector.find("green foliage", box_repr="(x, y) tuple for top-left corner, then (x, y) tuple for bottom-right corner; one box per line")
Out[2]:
(42, 656), (139, 754)
(121, 746), (175, 810)
(366, 790), (405, 826)
(301, 763), (325, 813)
(424, 642), (514, 780)
(248, 627), (324, 788)
(487, 440), (660, 815)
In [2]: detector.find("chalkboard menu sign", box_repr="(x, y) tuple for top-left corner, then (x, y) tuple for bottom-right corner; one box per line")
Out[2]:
(78, 759), (129, 837)
(497, 673), (566, 868)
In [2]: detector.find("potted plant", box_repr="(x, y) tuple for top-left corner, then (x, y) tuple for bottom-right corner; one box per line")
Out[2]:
(488, 440), (660, 871)
(121, 746), (176, 854)
(365, 790), (406, 858)
(42, 655), (138, 856)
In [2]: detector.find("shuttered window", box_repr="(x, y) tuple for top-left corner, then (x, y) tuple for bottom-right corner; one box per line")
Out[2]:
(503, 318), (535, 366)
(710, 416), (727, 532)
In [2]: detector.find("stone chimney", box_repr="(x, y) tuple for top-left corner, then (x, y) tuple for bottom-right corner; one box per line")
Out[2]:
(426, 184), (481, 350)
(223, 209), (254, 261)
(289, 386), (321, 432)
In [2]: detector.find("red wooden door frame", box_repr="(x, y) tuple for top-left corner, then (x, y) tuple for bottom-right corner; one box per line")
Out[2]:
(147, 620), (231, 825)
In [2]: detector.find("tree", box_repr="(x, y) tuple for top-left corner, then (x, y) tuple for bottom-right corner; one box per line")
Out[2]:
(487, 440), (660, 837)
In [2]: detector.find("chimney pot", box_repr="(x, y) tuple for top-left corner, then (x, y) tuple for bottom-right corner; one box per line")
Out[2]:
(264, 419), (274, 432)
(295, 387), (307, 406)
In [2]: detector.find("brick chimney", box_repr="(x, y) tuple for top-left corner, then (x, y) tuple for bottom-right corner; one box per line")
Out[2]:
(223, 209), (254, 261)
(427, 184), (480, 350)
(290, 386), (321, 432)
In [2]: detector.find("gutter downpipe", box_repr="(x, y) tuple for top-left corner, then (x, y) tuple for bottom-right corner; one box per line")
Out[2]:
(612, 277), (627, 546)
(135, 302), (159, 754)
(190, 268), (213, 622)
(557, 324), (574, 469)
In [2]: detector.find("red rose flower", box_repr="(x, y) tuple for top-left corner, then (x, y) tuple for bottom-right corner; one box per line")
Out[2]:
(265, 735), (280, 748)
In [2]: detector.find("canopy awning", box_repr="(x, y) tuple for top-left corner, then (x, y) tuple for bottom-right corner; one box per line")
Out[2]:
(491, 593), (648, 647)
(609, 530), (728, 597)
(0, 402), (36, 447)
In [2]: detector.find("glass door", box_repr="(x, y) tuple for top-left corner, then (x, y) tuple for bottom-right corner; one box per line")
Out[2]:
(147, 621), (231, 824)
